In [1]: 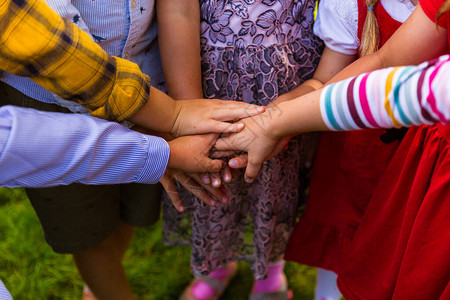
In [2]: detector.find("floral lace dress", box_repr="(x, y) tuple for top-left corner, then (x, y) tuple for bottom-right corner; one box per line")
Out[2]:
(163, 0), (322, 279)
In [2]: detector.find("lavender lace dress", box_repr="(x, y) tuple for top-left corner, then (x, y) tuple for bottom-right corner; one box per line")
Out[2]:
(163, 0), (322, 279)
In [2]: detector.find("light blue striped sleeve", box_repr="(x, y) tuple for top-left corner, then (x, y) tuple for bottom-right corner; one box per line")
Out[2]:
(0, 106), (169, 187)
(0, 279), (13, 300)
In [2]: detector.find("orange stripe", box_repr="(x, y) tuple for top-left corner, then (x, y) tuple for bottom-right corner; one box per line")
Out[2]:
(384, 67), (402, 127)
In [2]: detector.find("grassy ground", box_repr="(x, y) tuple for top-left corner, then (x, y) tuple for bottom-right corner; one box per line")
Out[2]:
(0, 187), (316, 299)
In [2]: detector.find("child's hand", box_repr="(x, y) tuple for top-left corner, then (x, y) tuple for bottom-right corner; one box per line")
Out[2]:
(199, 149), (241, 188)
(199, 165), (234, 188)
(214, 114), (291, 183)
(163, 133), (232, 211)
(167, 133), (225, 173)
(160, 170), (228, 212)
(170, 99), (265, 137)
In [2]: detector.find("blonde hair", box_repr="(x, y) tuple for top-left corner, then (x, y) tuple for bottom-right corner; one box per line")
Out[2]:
(359, 0), (380, 57)
(437, 0), (450, 22)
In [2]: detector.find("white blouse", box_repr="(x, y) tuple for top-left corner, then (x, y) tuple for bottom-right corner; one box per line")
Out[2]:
(313, 0), (417, 55)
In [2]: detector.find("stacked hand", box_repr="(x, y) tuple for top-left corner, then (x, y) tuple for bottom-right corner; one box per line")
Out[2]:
(160, 100), (268, 212)
(214, 111), (291, 183)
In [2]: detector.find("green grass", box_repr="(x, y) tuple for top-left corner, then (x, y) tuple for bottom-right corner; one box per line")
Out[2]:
(0, 187), (316, 299)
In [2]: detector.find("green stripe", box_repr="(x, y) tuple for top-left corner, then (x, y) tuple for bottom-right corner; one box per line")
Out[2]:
(324, 84), (343, 130)
(391, 67), (414, 126)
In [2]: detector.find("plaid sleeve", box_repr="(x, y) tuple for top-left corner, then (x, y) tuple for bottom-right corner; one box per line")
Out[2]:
(0, 0), (151, 121)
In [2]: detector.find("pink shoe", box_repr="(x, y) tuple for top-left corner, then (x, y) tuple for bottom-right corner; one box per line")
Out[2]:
(179, 263), (238, 300)
(249, 274), (293, 300)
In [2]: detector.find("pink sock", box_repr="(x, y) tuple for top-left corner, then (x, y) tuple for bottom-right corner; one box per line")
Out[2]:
(191, 264), (234, 300)
(252, 261), (285, 293)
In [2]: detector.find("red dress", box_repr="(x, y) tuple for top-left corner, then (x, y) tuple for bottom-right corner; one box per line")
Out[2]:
(286, 0), (450, 299)
(285, 0), (404, 271)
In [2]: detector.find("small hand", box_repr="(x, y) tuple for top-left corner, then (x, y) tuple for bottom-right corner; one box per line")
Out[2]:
(160, 170), (229, 212)
(170, 99), (265, 137)
(199, 165), (234, 188)
(167, 133), (225, 173)
(214, 114), (290, 183)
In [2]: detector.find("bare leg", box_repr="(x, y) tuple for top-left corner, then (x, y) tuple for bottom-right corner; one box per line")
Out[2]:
(74, 222), (135, 300)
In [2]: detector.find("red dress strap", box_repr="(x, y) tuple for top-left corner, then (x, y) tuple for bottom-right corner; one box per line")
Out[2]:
(357, 0), (403, 51)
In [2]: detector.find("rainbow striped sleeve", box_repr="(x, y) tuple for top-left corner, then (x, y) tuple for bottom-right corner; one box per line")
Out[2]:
(320, 54), (450, 131)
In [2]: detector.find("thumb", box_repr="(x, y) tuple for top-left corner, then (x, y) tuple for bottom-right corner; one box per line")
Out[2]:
(243, 158), (263, 183)
(197, 156), (225, 173)
(228, 153), (248, 169)
(200, 133), (221, 153)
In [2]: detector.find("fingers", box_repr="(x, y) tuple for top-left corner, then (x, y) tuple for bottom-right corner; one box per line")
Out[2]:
(221, 166), (232, 183)
(199, 172), (211, 184)
(199, 172), (221, 187)
(190, 173), (229, 204)
(201, 158), (225, 173)
(176, 172), (218, 207)
(198, 168), (231, 188)
(209, 172), (222, 188)
(214, 102), (266, 121)
(228, 153), (248, 169)
(214, 136), (236, 151)
(210, 150), (236, 159)
(243, 158), (263, 184)
(160, 176), (185, 212)
(204, 120), (244, 134)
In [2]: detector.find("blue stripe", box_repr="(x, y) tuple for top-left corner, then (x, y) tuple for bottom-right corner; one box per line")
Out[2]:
(398, 66), (423, 125)
(324, 85), (343, 130)
(391, 67), (414, 126)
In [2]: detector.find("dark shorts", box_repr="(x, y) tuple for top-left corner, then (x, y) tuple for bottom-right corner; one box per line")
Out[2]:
(0, 81), (162, 253)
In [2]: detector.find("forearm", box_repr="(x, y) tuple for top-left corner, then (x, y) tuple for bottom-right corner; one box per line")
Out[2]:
(268, 89), (328, 138)
(328, 53), (385, 83)
(0, 106), (169, 187)
(268, 54), (450, 138)
(322, 55), (450, 130)
(128, 86), (179, 133)
(272, 78), (324, 105)
(0, 0), (150, 122)
(157, 0), (203, 99)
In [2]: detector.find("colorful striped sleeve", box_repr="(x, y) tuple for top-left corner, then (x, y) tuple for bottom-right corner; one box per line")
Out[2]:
(320, 54), (450, 130)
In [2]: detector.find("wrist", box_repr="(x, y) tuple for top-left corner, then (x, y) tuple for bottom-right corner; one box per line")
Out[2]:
(169, 100), (183, 137)
(262, 107), (286, 140)
(166, 139), (178, 169)
(128, 86), (179, 133)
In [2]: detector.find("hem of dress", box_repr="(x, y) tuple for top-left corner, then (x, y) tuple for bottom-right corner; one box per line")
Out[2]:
(284, 217), (353, 273)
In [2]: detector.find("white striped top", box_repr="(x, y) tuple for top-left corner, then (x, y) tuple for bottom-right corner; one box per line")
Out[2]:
(321, 54), (450, 130)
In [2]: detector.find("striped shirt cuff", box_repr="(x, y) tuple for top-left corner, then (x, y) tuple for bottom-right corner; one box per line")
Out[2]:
(137, 136), (170, 184)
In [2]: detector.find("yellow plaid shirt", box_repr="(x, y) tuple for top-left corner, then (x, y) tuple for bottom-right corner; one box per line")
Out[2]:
(0, 0), (151, 121)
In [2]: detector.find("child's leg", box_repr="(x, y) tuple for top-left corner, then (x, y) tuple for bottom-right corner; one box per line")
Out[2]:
(314, 268), (342, 300)
(252, 260), (286, 293)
